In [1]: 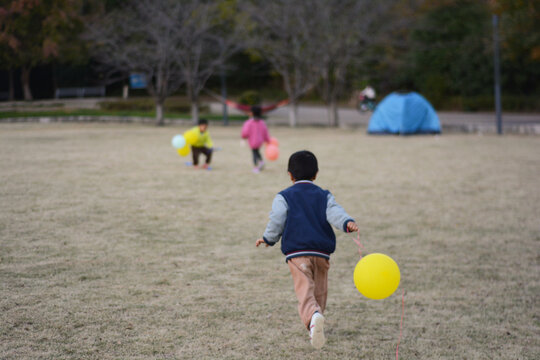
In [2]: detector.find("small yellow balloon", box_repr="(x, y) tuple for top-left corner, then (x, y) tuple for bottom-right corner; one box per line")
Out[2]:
(184, 130), (198, 145)
(177, 144), (190, 157)
(354, 253), (400, 300)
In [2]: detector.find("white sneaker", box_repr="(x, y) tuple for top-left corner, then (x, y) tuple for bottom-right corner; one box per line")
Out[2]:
(309, 312), (326, 349)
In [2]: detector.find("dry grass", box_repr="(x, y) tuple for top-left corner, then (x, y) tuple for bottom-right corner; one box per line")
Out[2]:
(1, 123), (539, 359)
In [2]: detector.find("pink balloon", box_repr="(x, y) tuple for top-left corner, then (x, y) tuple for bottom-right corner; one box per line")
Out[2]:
(269, 137), (279, 146)
(265, 144), (279, 161)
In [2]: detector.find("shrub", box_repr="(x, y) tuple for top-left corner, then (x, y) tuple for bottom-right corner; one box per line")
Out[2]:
(238, 90), (262, 105)
(431, 95), (540, 112)
(421, 74), (449, 109)
(100, 98), (152, 111)
(99, 98), (209, 113)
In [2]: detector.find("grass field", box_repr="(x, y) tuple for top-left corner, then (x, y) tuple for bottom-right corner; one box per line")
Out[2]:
(1, 123), (539, 359)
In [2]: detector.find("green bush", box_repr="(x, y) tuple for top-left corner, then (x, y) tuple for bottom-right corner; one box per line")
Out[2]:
(462, 96), (494, 112)
(99, 98), (209, 113)
(434, 95), (540, 112)
(501, 95), (540, 112)
(421, 74), (449, 109)
(100, 98), (154, 111)
(238, 90), (262, 105)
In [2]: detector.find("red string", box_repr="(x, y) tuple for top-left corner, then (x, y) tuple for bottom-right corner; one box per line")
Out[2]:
(348, 229), (364, 258)
(348, 230), (404, 360)
(396, 289), (405, 360)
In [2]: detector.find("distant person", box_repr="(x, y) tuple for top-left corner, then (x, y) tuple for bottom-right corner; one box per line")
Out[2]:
(241, 105), (271, 173)
(357, 86), (377, 112)
(360, 86), (376, 101)
(255, 150), (358, 349)
(187, 118), (213, 170)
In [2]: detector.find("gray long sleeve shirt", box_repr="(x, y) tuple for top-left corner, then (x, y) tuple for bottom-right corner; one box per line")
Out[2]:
(263, 185), (354, 245)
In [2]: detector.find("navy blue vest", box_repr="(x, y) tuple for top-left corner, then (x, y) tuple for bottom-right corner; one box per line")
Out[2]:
(279, 182), (336, 261)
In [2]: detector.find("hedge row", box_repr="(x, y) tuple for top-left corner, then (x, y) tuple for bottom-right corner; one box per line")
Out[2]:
(430, 95), (540, 112)
(99, 98), (209, 113)
(98, 94), (539, 113)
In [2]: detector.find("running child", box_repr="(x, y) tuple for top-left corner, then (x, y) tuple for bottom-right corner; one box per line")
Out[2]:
(255, 150), (358, 348)
(241, 106), (271, 173)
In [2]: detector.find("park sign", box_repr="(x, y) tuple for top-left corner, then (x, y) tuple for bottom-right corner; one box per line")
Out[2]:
(130, 73), (147, 89)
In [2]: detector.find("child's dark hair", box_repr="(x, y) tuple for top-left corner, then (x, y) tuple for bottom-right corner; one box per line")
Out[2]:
(251, 105), (262, 118)
(288, 150), (318, 180)
(198, 118), (208, 125)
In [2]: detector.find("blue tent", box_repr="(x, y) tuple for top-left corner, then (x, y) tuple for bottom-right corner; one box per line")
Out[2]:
(367, 92), (441, 135)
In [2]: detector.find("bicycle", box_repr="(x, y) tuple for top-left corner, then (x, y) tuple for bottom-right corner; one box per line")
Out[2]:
(356, 95), (377, 113)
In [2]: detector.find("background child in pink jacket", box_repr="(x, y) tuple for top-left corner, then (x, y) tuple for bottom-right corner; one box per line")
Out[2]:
(241, 106), (270, 173)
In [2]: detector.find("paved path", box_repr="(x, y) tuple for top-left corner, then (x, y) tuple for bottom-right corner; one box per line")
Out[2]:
(2, 98), (539, 133)
(210, 102), (540, 134)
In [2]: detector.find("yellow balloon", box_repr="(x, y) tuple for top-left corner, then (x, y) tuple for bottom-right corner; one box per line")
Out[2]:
(354, 253), (400, 300)
(184, 130), (198, 145)
(177, 145), (190, 157)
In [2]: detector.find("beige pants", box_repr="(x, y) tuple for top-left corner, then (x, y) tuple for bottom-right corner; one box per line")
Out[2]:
(287, 256), (330, 330)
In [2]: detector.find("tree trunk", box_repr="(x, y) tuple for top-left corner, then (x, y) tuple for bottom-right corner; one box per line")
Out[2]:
(51, 64), (58, 98)
(155, 101), (165, 126)
(186, 83), (199, 124)
(8, 69), (14, 101)
(288, 101), (298, 127)
(191, 101), (199, 124)
(328, 98), (339, 127)
(21, 66), (33, 101)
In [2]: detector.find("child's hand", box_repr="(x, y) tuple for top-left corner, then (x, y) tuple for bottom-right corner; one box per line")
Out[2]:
(277, 99), (290, 107)
(347, 221), (359, 233)
(255, 238), (269, 247)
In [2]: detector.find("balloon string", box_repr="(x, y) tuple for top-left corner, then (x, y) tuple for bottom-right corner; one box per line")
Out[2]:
(396, 289), (405, 360)
(348, 229), (363, 259)
(348, 230), (405, 360)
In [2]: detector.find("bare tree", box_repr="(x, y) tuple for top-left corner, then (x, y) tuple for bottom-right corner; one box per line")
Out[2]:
(312, 0), (396, 127)
(243, 0), (321, 127)
(85, 0), (184, 125)
(85, 0), (244, 125)
(174, 1), (246, 123)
